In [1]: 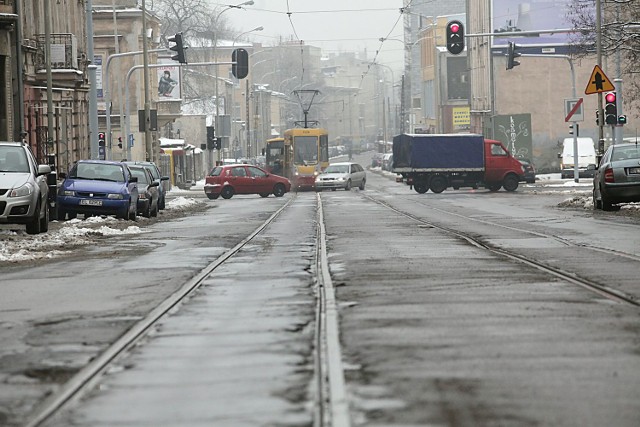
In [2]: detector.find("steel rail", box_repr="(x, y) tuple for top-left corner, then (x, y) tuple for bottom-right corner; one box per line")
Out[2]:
(364, 194), (640, 308)
(408, 197), (640, 263)
(24, 196), (296, 427)
(314, 193), (352, 427)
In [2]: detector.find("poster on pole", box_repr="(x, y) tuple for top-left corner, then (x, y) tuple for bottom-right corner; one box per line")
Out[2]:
(94, 54), (104, 99)
(156, 59), (181, 99)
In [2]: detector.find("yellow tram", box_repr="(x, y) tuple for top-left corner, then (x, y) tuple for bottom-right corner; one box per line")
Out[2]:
(282, 127), (329, 190)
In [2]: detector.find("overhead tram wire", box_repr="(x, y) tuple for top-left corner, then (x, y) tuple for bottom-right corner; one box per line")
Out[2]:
(357, 6), (406, 92)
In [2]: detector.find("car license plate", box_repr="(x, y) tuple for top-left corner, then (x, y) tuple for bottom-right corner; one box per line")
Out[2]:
(629, 167), (640, 175)
(80, 199), (103, 206)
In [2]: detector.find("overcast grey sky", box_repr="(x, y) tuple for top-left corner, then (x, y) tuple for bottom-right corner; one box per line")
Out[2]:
(215, 0), (405, 72)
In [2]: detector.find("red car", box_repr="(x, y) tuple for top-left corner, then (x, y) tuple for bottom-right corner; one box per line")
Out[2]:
(204, 164), (291, 200)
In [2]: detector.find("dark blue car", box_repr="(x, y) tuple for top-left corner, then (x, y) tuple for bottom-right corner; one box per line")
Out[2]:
(124, 161), (170, 210)
(57, 160), (139, 220)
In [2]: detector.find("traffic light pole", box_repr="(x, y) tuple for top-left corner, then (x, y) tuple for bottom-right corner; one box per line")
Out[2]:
(123, 61), (234, 160)
(596, 0), (604, 163)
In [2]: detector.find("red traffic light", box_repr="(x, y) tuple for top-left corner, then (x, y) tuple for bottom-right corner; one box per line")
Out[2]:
(605, 92), (616, 103)
(449, 23), (460, 33)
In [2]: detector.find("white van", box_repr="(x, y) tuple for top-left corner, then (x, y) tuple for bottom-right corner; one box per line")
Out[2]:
(560, 137), (597, 179)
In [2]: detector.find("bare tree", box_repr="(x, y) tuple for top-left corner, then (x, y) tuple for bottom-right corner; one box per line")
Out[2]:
(566, 0), (640, 110)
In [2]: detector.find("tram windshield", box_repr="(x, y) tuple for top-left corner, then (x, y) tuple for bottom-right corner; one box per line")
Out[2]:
(294, 136), (318, 164)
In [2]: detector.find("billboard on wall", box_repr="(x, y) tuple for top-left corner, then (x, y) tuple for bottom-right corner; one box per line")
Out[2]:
(492, 0), (576, 46)
(492, 114), (532, 159)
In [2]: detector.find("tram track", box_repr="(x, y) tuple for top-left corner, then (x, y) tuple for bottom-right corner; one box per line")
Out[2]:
(363, 193), (640, 308)
(24, 192), (351, 427)
(24, 197), (300, 427)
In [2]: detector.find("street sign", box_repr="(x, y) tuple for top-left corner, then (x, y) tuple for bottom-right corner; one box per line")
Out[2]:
(585, 65), (614, 95)
(564, 98), (584, 122)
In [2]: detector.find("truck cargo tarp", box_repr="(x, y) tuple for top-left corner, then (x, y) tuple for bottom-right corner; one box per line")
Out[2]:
(393, 134), (485, 169)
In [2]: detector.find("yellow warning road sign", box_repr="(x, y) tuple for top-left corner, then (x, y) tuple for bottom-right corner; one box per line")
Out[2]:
(585, 65), (615, 95)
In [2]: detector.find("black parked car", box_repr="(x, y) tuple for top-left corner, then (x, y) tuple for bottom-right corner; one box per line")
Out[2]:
(517, 158), (536, 184)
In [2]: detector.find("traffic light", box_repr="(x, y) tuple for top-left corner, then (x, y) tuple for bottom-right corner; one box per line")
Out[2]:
(169, 33), (187, 64)
(506, 41), (521, 70)
(98, 132), (105, 146)
(569, 124), (579, 136)
(232, 48), (249, 79)
(596, 110), (600, 126)
(445, 20), (464, 55)
(213, 137), (222, 151)
(618, 114), (627, 125)
(604, 91), (617, 125)
(117, 136), (123, 149)
(206, 126), (215, 150)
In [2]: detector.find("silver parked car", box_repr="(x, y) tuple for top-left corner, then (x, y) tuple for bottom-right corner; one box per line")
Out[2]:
(315, 162), (366, 191)
(593, 142), (640, 211)
(0, 141), (51, 234)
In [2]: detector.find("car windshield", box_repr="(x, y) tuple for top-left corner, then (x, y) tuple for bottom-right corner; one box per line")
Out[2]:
(144, 165), (160, 180)
(73, 163), (125, 182)
(325, 165), (349, 174)
(130, 168), (149, 184)
(611, 146), (640, 161)
(0, 146), (29, 173)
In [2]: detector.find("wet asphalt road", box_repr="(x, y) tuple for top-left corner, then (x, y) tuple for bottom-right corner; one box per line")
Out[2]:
(1, 158), (640, 426)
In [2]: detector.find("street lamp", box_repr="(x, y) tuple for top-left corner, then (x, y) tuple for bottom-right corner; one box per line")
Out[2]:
(233, 26), (264, 46)
(213, 1), (255, 165)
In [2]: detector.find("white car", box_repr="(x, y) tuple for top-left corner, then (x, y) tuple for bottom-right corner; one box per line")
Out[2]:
(0, 141), (51, 234)
(315, 162), (366, 191)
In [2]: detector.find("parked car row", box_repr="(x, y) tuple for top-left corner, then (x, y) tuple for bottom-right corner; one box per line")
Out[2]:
(56, 160), (170, 221)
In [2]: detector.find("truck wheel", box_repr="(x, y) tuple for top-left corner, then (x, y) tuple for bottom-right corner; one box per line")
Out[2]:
(502, 174), (519, 192)
(414, 182), (428, 194)
(429, 176), (447, 194)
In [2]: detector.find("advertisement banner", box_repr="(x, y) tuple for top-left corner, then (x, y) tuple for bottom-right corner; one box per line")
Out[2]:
(156, 59), (181, 99)
(94, 54), (104, 99)
(493, 114), (532, 159)
(492, 0), (576, 46)
(452, 106), (471, 130)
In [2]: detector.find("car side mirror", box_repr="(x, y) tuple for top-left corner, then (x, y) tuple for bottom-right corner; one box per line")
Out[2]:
(130, 176), (138, 183)
(161, 176), (170, 181)
(587, 164), (596, 171)
(37, 164), (52, 175)
(150, 181), (159, 187)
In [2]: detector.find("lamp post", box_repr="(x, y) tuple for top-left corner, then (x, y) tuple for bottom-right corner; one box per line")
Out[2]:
(213, 1), (255, 165)
(233, 26), (263, 46)
(232, 26), (262, 159)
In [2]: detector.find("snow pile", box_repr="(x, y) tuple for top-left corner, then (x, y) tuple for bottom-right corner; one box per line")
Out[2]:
(0, 197), (204, 264)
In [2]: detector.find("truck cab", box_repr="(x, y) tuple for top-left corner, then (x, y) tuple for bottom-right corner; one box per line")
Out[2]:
(483, 139), (526, 190)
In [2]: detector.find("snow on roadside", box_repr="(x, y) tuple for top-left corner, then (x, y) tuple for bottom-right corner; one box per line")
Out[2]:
(0, 197), (204, 264)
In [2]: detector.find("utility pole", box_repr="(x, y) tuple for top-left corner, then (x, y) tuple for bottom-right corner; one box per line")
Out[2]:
(141, 0), (152, 161)
(596, 0), (604, 161)
(86, 0), (99, 160)
(44, 0), (55, 153)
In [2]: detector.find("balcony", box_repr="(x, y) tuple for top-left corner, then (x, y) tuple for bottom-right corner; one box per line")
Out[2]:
(35, 33), (79, 71)
(0, 0), (17, 28)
